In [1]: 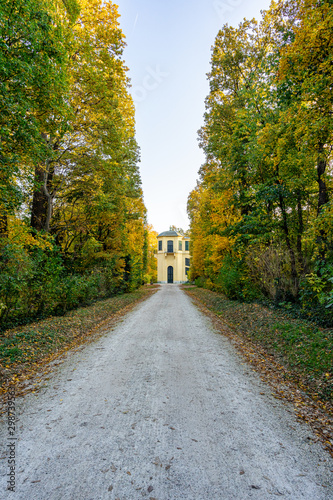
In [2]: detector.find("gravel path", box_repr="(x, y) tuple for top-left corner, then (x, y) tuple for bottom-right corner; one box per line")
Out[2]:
(1, 284), (333, 499)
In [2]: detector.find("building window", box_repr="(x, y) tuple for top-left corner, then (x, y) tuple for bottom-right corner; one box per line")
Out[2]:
(185, 258), (190, 267)
(185, 241), (189, 251)
(185, 267), (190, 276)
(158, 240), (162, 251)
(179, 241), (182, 251)
(167, 240), (174, 253)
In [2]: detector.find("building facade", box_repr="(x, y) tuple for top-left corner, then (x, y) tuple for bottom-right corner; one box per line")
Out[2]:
(156, 231), (190, 283)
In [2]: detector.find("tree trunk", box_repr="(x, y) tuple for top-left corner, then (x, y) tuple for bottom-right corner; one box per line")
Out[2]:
(316, 141), (329, 264)
(296, 191), (304, 271)
(317, 142), (329, 215)
(0, 212), (8, 239)
(238, 166), (251, 216)
(30, 164), (48, 231)
(30, 162), (55, 232)
(278, 190), (298, 296)
(43, 162), (54, 232)
(30, 131), (56, 232)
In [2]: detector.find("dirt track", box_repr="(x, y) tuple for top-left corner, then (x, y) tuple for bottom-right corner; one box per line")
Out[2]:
(1, 285), (332, 499)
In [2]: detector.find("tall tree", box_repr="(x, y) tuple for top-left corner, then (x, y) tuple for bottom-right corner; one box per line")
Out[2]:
(277, 0), (333, 262)
(29, 0), (80, 232)
(0, 0), (79, 236)
(189, 0), (333, 302)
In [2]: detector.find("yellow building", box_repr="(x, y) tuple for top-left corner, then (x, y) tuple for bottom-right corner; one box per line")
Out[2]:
(156, 230), (190, 283)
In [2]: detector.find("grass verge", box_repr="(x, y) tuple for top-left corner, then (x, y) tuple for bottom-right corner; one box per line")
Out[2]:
(0, 286), (159, 399)
(183, 285), (333, 456)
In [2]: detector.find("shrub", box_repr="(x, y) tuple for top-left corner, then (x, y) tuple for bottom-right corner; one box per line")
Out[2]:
(57, 273), (102, 313)
(195, 277), (206, 288)
(299, 271), (333, 327)
(0, 237), (144, 330)
(0, 241), (32, 323)
(245, 244), (298, 302)
(215, 254), (244, 300)
(25, 245), (65, 317)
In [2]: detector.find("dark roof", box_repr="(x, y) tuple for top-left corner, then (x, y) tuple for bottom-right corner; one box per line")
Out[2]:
(158, 230), (181, 237)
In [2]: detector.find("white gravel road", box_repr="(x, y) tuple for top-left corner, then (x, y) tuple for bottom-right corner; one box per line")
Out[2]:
(1, 284), (333, 499)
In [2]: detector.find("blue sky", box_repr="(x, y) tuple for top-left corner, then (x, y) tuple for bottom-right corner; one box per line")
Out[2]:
(115, 0), (272, 234)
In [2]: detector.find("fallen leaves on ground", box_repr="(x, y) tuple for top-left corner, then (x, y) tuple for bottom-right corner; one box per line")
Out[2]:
(183, 286), (333, 458)
(0, 286), (159, 407)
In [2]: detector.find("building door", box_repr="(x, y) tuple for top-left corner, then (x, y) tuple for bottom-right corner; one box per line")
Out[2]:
(167, 266), (174, 284)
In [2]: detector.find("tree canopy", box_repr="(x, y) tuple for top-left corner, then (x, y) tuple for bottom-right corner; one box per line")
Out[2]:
(188, 0), (333, 324)
(0, 0), (153, 328)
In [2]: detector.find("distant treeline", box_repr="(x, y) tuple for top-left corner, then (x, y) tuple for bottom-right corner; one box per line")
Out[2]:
(188, 0), (333, 325)
(0, 0), (157, 329)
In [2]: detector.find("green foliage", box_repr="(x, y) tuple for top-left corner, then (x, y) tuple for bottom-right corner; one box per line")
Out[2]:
(122, 255), (143, 293)
(0, 0), (148, 327)
(298, 269), (333, 326)
(194, 277), (206, 288)
(57, 273), (102, 313)
(245, 244), (298, 303)
(25, 245), (65, 316)
(214, 254), (261, 302)
(215, 255), (243, 300)
(300, 273), (328, 307)
(0, 236), (148, 329)
(188, 0), (333, 325)
(0, 0), (74, 226)
(0, 241), (32, 322)
(326, 278), (333, 309)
